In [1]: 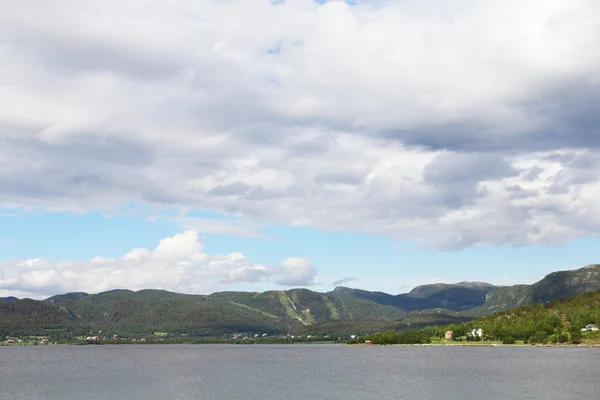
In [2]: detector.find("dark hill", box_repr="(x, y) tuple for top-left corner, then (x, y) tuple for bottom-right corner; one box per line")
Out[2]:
(481, 264), (600, 313)
(331, 282), (497, 311)
(0, 298), (82, 337)
(333, 264), (600, 315)
(45, 292), (89, 304)
(2, 264), (599, 339)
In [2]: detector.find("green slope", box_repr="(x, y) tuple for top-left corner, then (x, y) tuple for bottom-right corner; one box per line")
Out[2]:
(1, 287), (407, 338)
(2, 264), (599, 339)
(333, 264), (600, 315)
(414, 290), (600, 344)
(481, 264), (600, 313)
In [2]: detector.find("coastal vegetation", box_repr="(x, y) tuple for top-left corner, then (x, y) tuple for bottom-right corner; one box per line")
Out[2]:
(354, 290), (600, 346)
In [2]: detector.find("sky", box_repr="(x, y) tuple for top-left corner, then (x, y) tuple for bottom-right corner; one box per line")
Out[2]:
(1, 0), (600, 299)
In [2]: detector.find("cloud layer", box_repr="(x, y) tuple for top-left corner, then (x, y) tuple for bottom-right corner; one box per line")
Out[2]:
(0, 231), (317, 298)
(1, 0), (600, 249)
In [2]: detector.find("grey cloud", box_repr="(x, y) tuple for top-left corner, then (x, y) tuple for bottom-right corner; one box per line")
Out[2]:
(208, 182), (252, 197)
(385, 78), (600, 154)
(423, 152), (517, 209)
(505, 185), (538, 200)
(546, 184), (570, 195)
(569, 153), (600, 170)
(275, 258), (316, 287)
(424, 153), (517, 185)
(544, 153), (577, 164)
(521, 166), (544, 181)
(314, 171), (364, 185)
(276, 275), (315, 286)
(523, 81), (600, 151)
(285, 134), (334, 158)
(245, 186), (306, 201)
(332, 277), (357, 286)
(2, 0), (600, 252)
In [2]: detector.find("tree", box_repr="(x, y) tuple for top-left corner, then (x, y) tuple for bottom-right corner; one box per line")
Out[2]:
(529, 331), (547, 344)
(502, 336), (515, 344)
(569, 325), (581, 336)
(557, 334), (568, 343)
(570, 331), (582, 344)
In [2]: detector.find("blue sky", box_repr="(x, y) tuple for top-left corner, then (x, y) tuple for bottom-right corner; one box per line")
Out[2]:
(1, 207), (598, 297)
(1, 0), (600, 298)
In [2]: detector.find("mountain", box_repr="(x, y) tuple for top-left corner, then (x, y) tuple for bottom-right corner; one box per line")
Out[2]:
(45, 292), (89, 304)
(1, 288), (405, 338)
(331, 282), (497, 311)
(0, 296), (19, 303)
(335, 264), (600, 315)
(407, 281), (497, 298)
(0, 298), (82, 337)
(392, 289), (600, 345)
(481, 264), (600, 313)
(2, 264), (599, 340)
(294, 308), (472, 337)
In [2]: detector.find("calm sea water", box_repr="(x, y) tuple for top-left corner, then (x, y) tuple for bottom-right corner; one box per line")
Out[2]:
(1, 344), (598, 399)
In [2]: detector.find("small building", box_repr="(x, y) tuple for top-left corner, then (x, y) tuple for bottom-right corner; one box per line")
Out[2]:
(445, 331), (453, 339)
(582, 324), (599, 332)
(41, 339), (48, 344)
(5, 339), (15, 344)
(364, 340), (371, 345)
(468, 328), (484, 338)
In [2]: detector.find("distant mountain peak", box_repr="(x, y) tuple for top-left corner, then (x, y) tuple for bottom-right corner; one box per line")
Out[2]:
(407, 281), (496, 299)
(44, 292), (89, 304)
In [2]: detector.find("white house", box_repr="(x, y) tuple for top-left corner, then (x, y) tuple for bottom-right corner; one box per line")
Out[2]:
(468, 328), (484, 338)
(582, 324), (599, 332)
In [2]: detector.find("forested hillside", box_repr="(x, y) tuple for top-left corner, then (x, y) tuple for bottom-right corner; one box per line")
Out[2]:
(1, 288), (405, 339)
(366, 290), (600, 345)
(335, 264), (600, 315)
(2, 264), (599, 342)
(0, 299), (86, 339)
(331, 282), (496, 311)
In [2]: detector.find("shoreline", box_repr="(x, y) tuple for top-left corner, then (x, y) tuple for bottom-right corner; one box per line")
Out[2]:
(346, 342), (600, 348)
(3, 341), (600, 348)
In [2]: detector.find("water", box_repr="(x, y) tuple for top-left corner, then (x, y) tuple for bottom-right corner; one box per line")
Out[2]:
(1, 344), (598, 399)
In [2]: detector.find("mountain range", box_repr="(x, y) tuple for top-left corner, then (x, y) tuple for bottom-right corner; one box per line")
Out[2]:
(332, 264), (600, 315)
(1, 264), (599, 339)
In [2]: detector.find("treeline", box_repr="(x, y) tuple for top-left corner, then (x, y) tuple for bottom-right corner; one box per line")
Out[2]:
(366, 329), (431, 345)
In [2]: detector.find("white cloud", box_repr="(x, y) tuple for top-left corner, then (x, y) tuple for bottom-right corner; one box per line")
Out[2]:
(1, 0), (600, 250)
(276, 257), (317, 286)
(0, 231), (316, 299)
